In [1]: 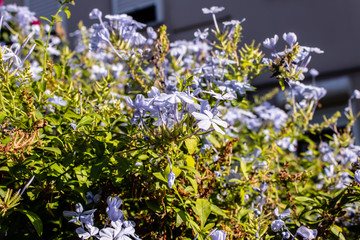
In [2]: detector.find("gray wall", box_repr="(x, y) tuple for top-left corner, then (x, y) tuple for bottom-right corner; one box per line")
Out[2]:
(165, 0), (360, 76)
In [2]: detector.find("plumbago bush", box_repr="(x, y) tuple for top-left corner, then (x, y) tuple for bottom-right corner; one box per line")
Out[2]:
(2, 1), (360, 239)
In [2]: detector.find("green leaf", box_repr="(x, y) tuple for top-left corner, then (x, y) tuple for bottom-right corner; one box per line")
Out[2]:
(185, 136), (197, 154)
(40, 16), (51, 23)
(0, 166), (9, 172)
(207, 135), (221, 148)
(50, 163), (65, 175)
(210, 204), (226, 217)
(146, 199), (162, 213)
(0, 111), (8, 122)
(294, 196), (317, 204)
(74, 166), (89, 187)
(240, 160), (248, 179)
(187, 175), (198, 194)
(64, 110), (81, 120)
(54, 63), (62, 79)
(330, 225), (345, 240)
(176, 210), (187, 227)
(51, 15), (63, 23)
(15, 209), (43, 236)
(65, 66), (72, 80)
(165, 164), (181, 177)
(153, 172), (167, 183)
(203, 223), (215, 232)
(77, 115), (93, 128)
(63, 7), (71, 19)
(138, 154), (148, 160)
(38, 147), (61, 155)
(179, 166), (200, 176)
(279, 78), (285, 90)
(34, 39), (44, 49)
(185, 155), (195, 168)
(193, 198), (211, 229)
(34, 110), (43, 121)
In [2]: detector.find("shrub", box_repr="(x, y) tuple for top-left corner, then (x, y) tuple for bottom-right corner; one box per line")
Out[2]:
(0, 1), (359, 239)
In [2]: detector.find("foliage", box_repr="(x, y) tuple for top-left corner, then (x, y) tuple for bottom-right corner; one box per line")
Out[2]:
(0, 2), (359, 240)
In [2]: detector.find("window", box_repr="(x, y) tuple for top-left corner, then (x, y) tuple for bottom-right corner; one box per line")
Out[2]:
(111, 0), (163, 25)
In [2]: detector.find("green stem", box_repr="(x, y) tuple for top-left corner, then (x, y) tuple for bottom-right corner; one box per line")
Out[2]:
(42, 3), (65, 81)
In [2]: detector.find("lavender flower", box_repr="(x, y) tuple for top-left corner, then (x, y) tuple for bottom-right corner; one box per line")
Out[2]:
(86, 191), (102, 205)
(98, 220), (140, 240)
(210, 229), (226, 240)
(76, 223), (99, 239)
(309, 68), (319, 77)
(63, 203), (96, 224)
(295, 226), (317, 240)
(202, 6), (224, 33)
(89, 8), (102, 20)
(167, 155), (176, 189)
(354, 169), (360, 184)
(273, 208), (289, 219)
(351, 89), (360, 99)
(48, 95), (68, 107)
(168, 171), (176, 188)
(283, 32), (297, 48)
(202, 6), (225, 14)
(70, 123), (77, 130)
(194, 28), (209, 40)
(263, 34), (279, 50)
(271, 220), (285, 232)
(214, 171), (222, 178)
(106, 196), (124, 222)
(192, 110), (228, 135)
(282, 231), (291, 239)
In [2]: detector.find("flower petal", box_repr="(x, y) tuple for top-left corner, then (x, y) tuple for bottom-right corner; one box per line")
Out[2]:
(197, 120), (211, 130)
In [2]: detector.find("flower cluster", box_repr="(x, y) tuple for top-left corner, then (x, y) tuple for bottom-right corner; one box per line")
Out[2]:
(1, 2), (360, 239)
(64, 196), (141, 240)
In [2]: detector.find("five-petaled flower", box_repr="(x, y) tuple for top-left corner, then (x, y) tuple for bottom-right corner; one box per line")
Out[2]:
(192, 110), (228, 135)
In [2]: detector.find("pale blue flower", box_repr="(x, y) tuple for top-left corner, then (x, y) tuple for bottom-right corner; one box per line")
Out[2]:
(194, 28), (209, 40)
(3, 44), (22, 68)
(76, 223), (99, 239)
(354, 169), (360, 184)
(282, 231), (291, 239)
(89, 8), (102, 20)
(63, 203), (96, 224)
(282, 32), (297, 48)
(214, 171), (222, 178)
(351, 89), (360, 99)
(168, 171), (175, 188)
(295, 226), (317, 240)
(309, 68), (319, 77)
(276, 137), (297, 152)
(209, 229), (226, 240)
(324, 165), (335, 178)
(192, 110), (228, 135)
(223, 19), (246, 27)
(106, 196), (124, 222)
(48, 95), (68, 107)
(263, 35), (279, 50)
(86, 190), (102, 205)
(203, 90), (236, 101)
(70, 123), (77, 130)
(98, 220), (140, 240)
(202, 6), (225, 14)
(274, 208), (290, 220)
(271, 220), (285, 232)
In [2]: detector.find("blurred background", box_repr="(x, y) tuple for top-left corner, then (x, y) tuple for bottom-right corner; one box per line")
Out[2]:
(3, 0), (360, 139)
